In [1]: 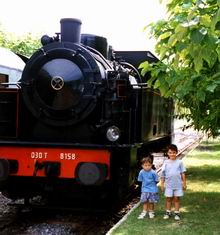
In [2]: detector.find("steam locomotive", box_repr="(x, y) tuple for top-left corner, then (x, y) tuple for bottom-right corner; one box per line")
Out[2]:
(0, 18), (173, 202)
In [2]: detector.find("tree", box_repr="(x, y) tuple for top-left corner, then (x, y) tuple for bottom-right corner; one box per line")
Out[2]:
(0, 23), (41, 57)
(141, 0), (220, 136)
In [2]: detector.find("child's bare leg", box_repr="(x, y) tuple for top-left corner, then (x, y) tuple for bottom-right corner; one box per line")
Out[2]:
(173, 196), (180, 211)
(173, 196), (181, 220)
(163, 197), (172, 219)
(138, 202), (148, 219)
(149, 203), (154, 211)
(143, 202), (149, 211)
(166, 197), (172, 211)
(148, 203), (155, 218)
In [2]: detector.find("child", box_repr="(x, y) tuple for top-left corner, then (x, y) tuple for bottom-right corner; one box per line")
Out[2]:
(161, 144), (186, 220)
(137, 157), (159, 219)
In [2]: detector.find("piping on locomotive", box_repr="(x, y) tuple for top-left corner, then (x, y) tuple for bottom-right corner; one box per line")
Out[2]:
(0, 18), (173, 201)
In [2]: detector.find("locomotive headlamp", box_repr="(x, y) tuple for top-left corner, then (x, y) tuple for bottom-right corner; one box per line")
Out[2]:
(106, 126), (120, 142)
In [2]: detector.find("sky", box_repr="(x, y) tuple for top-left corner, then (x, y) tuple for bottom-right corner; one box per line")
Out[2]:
(0, 0), (167, 53)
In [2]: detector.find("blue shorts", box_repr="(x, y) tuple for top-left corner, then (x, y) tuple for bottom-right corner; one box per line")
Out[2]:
(140, 192), (159, 203)
(165, 188), (183, 197)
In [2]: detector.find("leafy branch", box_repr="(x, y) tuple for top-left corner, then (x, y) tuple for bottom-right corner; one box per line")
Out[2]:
(141, 0), (220, 136)
(0, 24), (41, 57)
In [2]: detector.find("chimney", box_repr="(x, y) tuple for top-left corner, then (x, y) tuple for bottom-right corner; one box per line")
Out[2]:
(60, 18), (82, 43)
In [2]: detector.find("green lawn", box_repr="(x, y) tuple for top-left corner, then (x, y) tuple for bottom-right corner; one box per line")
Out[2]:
(111, 141), (220, 235)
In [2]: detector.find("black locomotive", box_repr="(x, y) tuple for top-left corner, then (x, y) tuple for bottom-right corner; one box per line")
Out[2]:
(0, 18), (173, 202)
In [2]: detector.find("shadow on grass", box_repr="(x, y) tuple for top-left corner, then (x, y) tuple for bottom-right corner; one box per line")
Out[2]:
(188, 152), (220, 160)
(178, 190), (220, 234)
(187, 165), (220, 183)
(183, 191), (220, 213)
(186, 165), (220, 182)
(196, 143), (220, 152)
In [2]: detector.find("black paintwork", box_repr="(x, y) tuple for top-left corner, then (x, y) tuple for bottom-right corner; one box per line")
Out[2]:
(0, 19), (173, 200)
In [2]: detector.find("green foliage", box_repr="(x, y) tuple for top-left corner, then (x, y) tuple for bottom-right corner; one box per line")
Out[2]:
(141, 0), (220, 136)
(0, 23), (41, 57)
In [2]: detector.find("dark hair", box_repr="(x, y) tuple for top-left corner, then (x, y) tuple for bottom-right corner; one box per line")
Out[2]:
(167, 144), (178, 153)
(141, 157), (153, 165)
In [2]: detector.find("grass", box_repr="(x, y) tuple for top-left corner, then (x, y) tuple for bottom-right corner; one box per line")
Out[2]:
(111, 141), (220, 235)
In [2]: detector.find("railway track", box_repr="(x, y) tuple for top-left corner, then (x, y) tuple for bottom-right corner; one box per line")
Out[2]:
(0, 196), (139, 235)
(153, 131), (202, 173)
(0, 131), (202, 235)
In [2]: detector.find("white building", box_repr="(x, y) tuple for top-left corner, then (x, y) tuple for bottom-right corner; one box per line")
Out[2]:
(0, 47), (25, 88)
